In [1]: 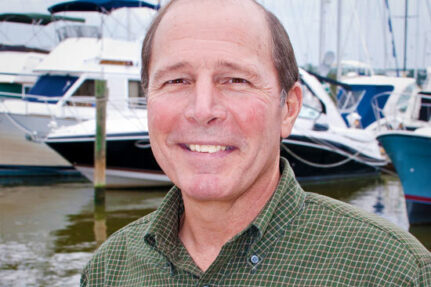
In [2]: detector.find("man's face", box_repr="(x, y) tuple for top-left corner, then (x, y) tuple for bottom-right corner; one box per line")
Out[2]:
(147, 0), (297, 202)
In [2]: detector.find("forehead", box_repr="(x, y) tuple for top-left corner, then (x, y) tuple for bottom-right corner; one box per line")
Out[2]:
(151, 0), (272, 64)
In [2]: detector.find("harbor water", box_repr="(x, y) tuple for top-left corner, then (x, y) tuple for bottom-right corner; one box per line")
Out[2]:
(0, 174), (430, 286)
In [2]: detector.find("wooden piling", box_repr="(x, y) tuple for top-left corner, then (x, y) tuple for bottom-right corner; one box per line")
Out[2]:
(93, 79), (108, 245)
(94, 80), (107, 191)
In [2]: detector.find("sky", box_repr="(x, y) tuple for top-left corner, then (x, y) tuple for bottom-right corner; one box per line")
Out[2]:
(0, 0), (430, 72)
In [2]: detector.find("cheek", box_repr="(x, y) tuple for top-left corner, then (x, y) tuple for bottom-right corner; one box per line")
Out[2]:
(232, 99), (278, 137)
(147, 99), (179, 135)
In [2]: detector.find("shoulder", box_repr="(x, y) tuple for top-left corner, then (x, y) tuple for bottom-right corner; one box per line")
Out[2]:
(302, 192), (431, 268)
(80, 212), (157, 285)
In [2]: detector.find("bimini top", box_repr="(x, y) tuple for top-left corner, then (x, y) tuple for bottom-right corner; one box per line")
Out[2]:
(0, 13), (85, 25)
(48, 0), (160, 14)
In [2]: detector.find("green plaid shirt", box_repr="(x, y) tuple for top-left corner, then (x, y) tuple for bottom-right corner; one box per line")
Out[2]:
(81, 158), (431, 286)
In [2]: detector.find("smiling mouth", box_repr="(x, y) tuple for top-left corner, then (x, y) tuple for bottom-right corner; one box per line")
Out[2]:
(184, 144), (234, 153)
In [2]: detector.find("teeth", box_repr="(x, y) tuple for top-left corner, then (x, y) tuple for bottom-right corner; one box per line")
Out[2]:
(188, 144), (227, 153)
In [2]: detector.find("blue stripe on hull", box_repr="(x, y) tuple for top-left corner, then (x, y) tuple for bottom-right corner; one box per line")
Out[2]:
(378, 133), (431, 204)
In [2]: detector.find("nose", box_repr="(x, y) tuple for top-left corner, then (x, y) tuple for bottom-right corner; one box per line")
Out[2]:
(184, 78), (227, 125)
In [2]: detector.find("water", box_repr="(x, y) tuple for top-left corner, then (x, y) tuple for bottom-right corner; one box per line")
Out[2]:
(0, 175), (430, 286)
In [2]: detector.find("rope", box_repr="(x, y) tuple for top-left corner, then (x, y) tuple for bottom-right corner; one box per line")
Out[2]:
(281, 135), (387, 169)
(281, 142), (361, 168)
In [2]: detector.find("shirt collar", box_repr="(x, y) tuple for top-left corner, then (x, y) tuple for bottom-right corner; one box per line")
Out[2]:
(144, 157), (305, 255)
(250, 157), (305, 241)
(144, 186), (184, 255)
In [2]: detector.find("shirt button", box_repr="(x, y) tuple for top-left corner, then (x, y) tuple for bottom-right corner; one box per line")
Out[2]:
(250, 254), (260, 264)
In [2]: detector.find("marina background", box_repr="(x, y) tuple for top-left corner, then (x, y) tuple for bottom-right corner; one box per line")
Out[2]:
(0, 0), (430, 286)
(0, 0), (430, 71)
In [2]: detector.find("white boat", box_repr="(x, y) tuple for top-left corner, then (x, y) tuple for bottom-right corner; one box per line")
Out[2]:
(45, 69), (387, 188)
(0, 0), (159, 176)
(0, 12), (85, 99)
(0, 13), (87, 176)
(0, 45), (47, 99)
(337, 75), (419, 130)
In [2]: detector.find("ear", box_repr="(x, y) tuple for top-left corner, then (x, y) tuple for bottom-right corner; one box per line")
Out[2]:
(281, 82), (302, 138)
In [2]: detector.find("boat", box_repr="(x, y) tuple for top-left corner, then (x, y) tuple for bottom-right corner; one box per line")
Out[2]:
(306, 69), (419, 131)
(0, 1), (158, 177)
(376, 91), (431, 223)
(44, 69), (387, 188)
(0, 13), (84, 99)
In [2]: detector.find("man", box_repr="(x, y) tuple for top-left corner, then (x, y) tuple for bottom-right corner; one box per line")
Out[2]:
(81, 0), (431, 286)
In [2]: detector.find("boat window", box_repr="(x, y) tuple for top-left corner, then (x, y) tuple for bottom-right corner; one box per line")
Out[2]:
(128, 80), (146, 107)
(395, 84), (415, 113)
(26, 75), (78, 101)
(337, 89), (365, 112)
(72, 79), (96, 97)
(56, 25), (101, 42)
(68, 79), (103, 107)
(419, 93), (431, 122)
(299, 82), (323, 120)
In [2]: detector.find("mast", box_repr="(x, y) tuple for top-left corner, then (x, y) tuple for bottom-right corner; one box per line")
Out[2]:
(381, 1), (388, 70)
(319, 0), (327, 66)
(403, 0), (409, 73)
(336, 0), (342, 80)
(414, 0), (420, 79)
(384, 0), (400, 76)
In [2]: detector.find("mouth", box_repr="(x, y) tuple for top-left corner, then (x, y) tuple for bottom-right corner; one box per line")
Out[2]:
(181, 144), (235, 154)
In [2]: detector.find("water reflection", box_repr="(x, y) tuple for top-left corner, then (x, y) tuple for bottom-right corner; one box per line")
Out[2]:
(94, 188), (107, 248)
(302, 175), (410, 230)
(0, 175), (429, 286)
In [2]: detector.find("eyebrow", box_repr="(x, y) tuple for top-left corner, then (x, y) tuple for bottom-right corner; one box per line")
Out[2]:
(215, 60), (260, 80)
(151, 62), (193, 84)
(150, 60), (261, 84)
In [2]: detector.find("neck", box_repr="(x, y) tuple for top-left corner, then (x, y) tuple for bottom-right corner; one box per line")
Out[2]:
(178, 167), (280, 271)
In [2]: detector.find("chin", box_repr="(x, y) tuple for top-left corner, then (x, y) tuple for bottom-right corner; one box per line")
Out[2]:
(178, 174), (233, 202)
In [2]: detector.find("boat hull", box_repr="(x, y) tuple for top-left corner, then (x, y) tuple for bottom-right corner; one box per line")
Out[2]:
(46, 133), (381, 188)
(0, 113), (75, 176)
(378, 132), (431, 204)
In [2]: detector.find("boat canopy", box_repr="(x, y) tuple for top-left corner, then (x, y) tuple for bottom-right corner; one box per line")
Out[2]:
(0, 44), (49, 54)
(0, 13), (85, 25)
(48, 0), (160, 14)
(26, 75), (78, 103)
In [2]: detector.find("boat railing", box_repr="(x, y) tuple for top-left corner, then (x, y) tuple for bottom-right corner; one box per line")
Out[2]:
(372, 91), (431, 132)
(1, 94), (148, 142)
(0, 90), (27, 99)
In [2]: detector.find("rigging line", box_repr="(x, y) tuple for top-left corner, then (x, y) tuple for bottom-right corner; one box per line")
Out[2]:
(383, 0), (400, 76)
(280, 142), (362, 169)
(351, 0), (374, 71)
(426, 0), (431, 22)
(1, 102), (44, 142)
(377, 0), (388, 70)
(291, 126), (386, 166)
(339, 1), (355, 64)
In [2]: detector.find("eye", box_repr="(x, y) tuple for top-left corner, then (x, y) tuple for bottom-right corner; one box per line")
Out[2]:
(166, 78), (188, 85)
(227, 78), (249, 84)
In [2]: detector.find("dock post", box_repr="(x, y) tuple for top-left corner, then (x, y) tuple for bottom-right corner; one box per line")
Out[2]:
(93, 80), (107, 245)
(94, 80), (107, 191)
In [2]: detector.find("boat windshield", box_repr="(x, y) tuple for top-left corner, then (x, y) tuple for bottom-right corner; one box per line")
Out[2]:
(337, 89), (365, 112)
(299, 82), (323, 120)
(395, 83), (415, 113)
(26, 75), (78, 102)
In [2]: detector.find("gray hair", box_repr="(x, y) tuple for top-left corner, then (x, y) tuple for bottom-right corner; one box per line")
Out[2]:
(141, 0), (299, 101)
